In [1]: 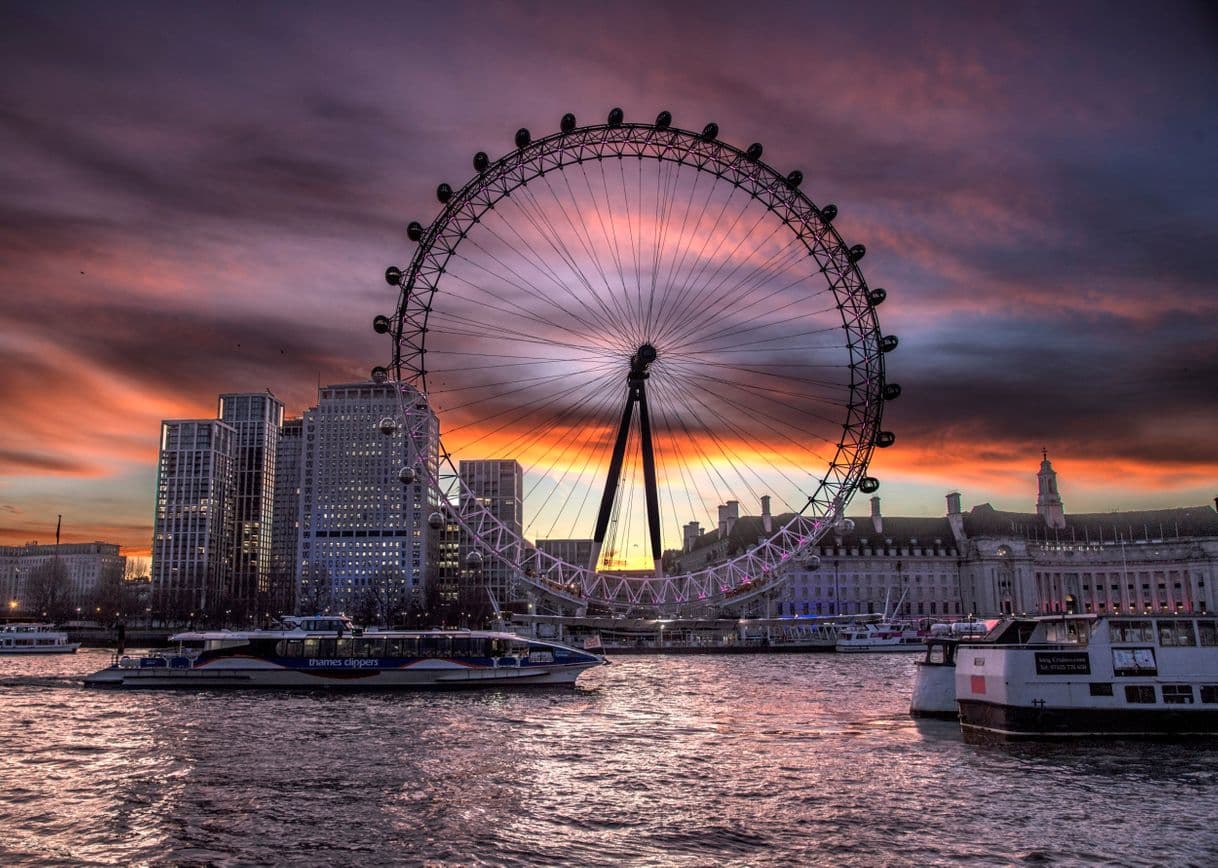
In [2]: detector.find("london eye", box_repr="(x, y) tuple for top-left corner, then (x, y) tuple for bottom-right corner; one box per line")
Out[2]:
(375, 108), (898, 610)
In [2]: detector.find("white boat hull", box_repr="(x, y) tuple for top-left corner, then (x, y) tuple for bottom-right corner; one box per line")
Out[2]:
(85, 655), (600, 689)
(910, 661), (957, 718)
(0, 643), (81, 654)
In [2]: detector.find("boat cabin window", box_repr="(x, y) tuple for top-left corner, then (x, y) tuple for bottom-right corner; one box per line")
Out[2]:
(989, 619), (1037, 644)
(1124, 685), (1156, 704)
(1110, 620), (1154, 643)
(1043, 619), (1090, 645)
(1197, 620), (1218, 646)
(1162, 684), (1194, 704)
(1156, 621), (1196, 647)
(1089, 683), (1113, 696)
(1200, 686), (1218, 704)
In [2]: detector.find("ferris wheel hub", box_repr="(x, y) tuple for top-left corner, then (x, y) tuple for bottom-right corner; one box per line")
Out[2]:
(629, 343), (658, 380)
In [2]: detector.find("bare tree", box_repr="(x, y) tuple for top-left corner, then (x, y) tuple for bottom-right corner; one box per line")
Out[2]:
(26, 559), (71, 623)
(297, 565), (333, 615)
(123, 557), (151, 581)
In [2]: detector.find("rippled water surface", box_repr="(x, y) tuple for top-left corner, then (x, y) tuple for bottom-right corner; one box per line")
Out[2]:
(3, 650), (1218, 866)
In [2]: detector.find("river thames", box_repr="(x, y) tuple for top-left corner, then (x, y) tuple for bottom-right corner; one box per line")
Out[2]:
(2, 650), (1217, 866)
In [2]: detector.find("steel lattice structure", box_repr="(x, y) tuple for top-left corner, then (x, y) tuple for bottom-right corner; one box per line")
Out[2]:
(376, 110), (897, 611)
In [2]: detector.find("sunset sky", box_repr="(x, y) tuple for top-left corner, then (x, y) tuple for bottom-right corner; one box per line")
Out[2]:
(2, 1), (1216, 557)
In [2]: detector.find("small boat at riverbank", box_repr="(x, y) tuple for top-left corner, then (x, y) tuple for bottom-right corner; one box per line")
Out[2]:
(0, 624), (81, 654)
(84, 615), (606, 689)
(953, 614), (1218, 741)
(835, 621), (927, 653)
(909, 622), (995, 718)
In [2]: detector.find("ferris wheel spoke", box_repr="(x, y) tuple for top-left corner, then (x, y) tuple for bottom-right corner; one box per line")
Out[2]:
(664, 247), (826, 353)
(667, 372), (847, 479)
(513, 181), (638, 343)
(531, 171), (641, 345)
(441, 256), (614, 348)
(456, 231), (621, 344)
(648, 378), (769, 512)
(649, 189), (756, 348)
(441, 363), (621, 440)
(658, 214), (794, 349)
(653, 174), (744, 326)
(503, 187), (635, 342)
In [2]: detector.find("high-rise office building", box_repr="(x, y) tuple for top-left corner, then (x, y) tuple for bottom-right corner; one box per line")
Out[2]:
(458, 459), (524, 604)
(218, 392), (284, 620)
(151, 420), (236, 619)
(298, 382), (438, 618)
(270, 417), (303, 615)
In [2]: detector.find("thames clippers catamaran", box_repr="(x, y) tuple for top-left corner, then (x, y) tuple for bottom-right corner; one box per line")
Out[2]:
(84, 615), (606, 688)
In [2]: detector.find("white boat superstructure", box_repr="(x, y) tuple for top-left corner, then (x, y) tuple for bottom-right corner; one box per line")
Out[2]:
(908, 622), (996, 718)
(84, 615), (607, 689)
(954, 614), (1218, 740)
(0, 623), (81, 654)
(835, 621), (927, 653)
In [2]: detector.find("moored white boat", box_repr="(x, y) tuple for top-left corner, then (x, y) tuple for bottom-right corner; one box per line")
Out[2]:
(835, 621), (927, 653)
(909, 622), (995, 718)
(0, 623), (81, 654)
(956, 614), (1218, 741)
(84, 615), (606, 688)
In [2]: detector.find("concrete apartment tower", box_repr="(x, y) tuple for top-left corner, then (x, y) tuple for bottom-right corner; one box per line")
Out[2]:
(151, 420), (236, 620)
(458, 459), (524, 605)
(218, 392), (284, 621)
(269, 417), (303, 615)
(298, 382), (438, 617)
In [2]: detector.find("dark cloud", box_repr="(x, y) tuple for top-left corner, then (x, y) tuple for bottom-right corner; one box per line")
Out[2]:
(1, 0), (1216, 549)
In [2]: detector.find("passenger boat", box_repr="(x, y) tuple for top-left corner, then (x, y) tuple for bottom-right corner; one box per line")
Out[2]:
(835, 621), (927, 653)
(83, 615), (607, 688)
(0, 623), (81, 654)
(908, 622), (994, 718)
(955, 614), (1218, 741)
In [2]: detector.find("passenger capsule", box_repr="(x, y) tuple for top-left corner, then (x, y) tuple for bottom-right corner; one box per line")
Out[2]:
(880, 334), (899, 352)
(868, 287), (888, 306)
(848, 244), (866, 263)
(407, 221), (424, 241)
(466, 550), (483, 566)
(515, 128), (531, 148)
(820, 203), (838, 223)
(655, 110), (672, 129)
(372, 315), (391, 334)
(473, 151), (489, 172)
(701, 122), (719, 141)
(883, 383), (902, 401)
(875, 431), (896, 448)
(835, 518), (856, 534)
(398, 466), (416, 484)
(859, 477), (880, 494)
(436, 183), (452, 204)
(377, 417), (397, 436)
(560, 112), (576, 133)
(370, 366), (388, 384)
(786, 170), (803, 188)
(427, 511), (445, 530)
(608, 107), (624, 127)
(745, 143), (763, 162)
(384, 266), (403, 286)
(804, 555), (822, 571)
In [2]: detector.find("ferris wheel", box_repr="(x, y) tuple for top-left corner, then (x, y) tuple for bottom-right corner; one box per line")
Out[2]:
(374, 108), (898, 610)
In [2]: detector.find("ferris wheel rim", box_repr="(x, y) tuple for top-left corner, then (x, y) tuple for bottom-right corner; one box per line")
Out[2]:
(382, 112), (892, 610)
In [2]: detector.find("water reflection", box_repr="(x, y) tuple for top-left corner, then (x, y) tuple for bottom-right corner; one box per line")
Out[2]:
(1, 651), (1217, 865)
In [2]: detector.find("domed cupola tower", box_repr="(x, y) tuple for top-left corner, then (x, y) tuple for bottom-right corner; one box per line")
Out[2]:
(1036, 449), (1066, 529)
